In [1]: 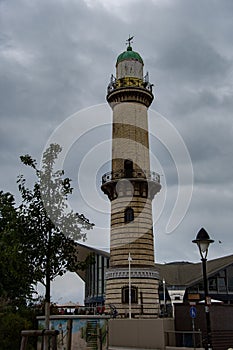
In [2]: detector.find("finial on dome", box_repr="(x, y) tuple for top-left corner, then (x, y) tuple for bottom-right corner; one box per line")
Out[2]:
(126, 35), (134, 51)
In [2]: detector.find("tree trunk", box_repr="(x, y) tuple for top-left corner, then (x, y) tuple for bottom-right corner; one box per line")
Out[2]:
(44, 230), (51, 350)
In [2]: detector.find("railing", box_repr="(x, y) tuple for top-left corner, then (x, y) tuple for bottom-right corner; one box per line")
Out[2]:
(20, 330), (59, 350)
(107, 75), (153, 94)
(102, 169), (160, 185)
(106, 267), (159, 280)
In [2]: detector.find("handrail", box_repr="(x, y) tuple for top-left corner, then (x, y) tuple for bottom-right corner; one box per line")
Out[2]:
(107, 75), (153, 94)
(102, 169), (160, 185)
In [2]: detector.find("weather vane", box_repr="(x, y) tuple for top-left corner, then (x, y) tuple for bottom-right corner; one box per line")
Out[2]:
(126, 35), (134, 48)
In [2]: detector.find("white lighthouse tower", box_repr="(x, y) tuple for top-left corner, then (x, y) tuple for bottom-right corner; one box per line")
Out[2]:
(101, 38), (161, 317)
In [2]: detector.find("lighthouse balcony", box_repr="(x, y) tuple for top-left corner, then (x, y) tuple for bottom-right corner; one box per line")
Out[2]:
(106, 75), (154, 108)
(107, 76), (153, 94)
(101, 169), (161, 201)
(102, 169), (160, 184)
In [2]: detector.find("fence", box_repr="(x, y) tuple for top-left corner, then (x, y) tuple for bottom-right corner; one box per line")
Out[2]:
(20, 329), (59, 350)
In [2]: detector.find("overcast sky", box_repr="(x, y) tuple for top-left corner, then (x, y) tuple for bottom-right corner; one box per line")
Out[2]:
(1, 0), (233, 304)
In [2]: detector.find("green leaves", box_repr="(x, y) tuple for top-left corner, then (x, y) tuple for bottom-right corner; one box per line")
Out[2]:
(17, 143), (94, 297)
(0, 143), (94, 309)
(20, 155), (37, 169)
(0, 191), (35, 306)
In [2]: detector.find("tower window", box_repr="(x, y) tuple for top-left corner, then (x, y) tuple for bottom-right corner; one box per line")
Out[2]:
(124, 159), (133, 178)
(122, 286), (138, 304)
(125, 207), (134, 223)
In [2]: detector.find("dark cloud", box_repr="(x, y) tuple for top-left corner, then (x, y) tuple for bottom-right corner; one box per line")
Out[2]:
(156, 33), (230, 83)
(1, 0), (233, 301)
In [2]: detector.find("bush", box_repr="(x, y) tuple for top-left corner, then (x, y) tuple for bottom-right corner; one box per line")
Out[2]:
(0, 311), (35, 350)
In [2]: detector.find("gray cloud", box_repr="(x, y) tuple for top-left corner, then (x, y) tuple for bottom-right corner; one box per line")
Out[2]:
(1, 0), (233, 302)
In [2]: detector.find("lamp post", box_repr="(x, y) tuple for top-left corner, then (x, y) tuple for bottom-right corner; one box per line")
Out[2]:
(163, 278), (166, 317)
(192, 228), (214, 350)
(128, 253), (132, 319)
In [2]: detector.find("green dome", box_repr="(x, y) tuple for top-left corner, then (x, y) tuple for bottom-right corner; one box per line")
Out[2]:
(116, 46), (143, 64)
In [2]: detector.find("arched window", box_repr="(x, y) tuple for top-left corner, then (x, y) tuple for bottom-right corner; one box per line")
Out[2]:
(122, 286), (138, 304)
(125, 207), (134, 223)
(124, 159), (133, 178)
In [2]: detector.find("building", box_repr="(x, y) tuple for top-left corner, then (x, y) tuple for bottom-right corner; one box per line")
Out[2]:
(76, 42), (233, 318)
(100, 39), (161, 317)
(74, 243), (109, 308)
(76, 244), (233, 314)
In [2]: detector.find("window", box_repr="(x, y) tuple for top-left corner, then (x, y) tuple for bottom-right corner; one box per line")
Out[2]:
(218, 270), (227, 292)
(95, 254), (98, 296)
(122, 286), (138, 304)
(125, 207), (134, 223)
(98, 255), (102, 295)
(124, 159), (133, 178)
(218, 277), (226, 292)
(227, 265), (233, 292)
(209, 277), (217, 291)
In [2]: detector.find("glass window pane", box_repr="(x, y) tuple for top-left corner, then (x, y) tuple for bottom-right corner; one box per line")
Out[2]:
(125, 207), (134, 223)
(209, 278), (217, 291)
(122, 286), (138, 304)
(227, 265), (233, 292)
(218, 277), (226, 292)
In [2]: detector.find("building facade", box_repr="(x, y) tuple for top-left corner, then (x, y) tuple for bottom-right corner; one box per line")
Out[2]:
(84, 251), (109, 307)
(101, 41), (161, 317)
(77, 244), (233, 312)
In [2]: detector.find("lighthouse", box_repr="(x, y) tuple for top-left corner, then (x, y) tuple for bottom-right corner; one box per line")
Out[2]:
(101, 38), (161, 317)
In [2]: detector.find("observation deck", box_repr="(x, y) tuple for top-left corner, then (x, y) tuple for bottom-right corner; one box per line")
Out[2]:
(101, 169), (161, 201)
(107, 74), (154, 108)
(102, 169), (160, 184)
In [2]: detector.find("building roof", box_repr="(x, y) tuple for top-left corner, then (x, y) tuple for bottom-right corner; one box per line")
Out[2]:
(116, 45), (143, 64)
(156, 254), (233, 287)
(75, 243), (233, 287)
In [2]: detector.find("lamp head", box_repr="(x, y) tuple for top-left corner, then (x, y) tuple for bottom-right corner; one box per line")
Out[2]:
(192, 227), (214, 260)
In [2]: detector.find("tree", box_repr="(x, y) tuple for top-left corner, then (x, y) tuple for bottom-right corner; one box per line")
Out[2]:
(0, 311), (34, 350)
(0, 191), (42, 349)
(17, 143), (94, 334)
(0, 191), (36, 307)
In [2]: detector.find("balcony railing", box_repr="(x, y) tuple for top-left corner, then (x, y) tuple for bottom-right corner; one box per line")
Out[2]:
(107, 74), (153, 94)
(102, 169), (160, 185)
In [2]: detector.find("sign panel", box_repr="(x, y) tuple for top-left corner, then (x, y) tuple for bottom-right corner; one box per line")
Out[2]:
(190, 306), (197, 318)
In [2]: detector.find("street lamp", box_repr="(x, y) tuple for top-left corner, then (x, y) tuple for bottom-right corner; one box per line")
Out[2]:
(192, 228), (214, 350)
(128, 253), (132, 319)
(163, 278), (166, 317)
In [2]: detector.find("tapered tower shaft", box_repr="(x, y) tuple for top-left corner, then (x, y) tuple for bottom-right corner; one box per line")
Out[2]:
(102, 43), (161, 317)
